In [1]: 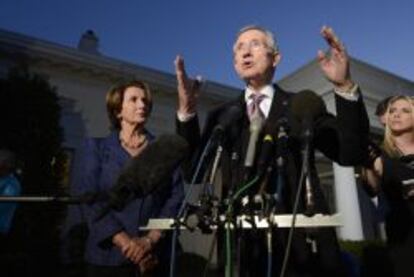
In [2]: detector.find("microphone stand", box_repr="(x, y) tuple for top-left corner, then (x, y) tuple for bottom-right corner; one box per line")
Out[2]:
(279, 119), (318, 277)
(301, 124), (315, 217)
(196, 145), (223, 234)
(169, 132), (224, 277)
(301, 124), (319, 257)
(169, 105), (243, 277)
(208, 145), (223, 187)
(0, 196), (78, 203)
(224, 174), (260, 277)
(266, 124), (287, 277)
(266, 215), (274, 277)
(0, 192), (101, 204)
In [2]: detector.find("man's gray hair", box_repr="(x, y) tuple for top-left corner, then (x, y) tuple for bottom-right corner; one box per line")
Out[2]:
(235, 25), (279, 54)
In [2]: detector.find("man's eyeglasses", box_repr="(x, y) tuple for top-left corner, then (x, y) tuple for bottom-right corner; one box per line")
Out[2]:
(234, 39), (270, 53)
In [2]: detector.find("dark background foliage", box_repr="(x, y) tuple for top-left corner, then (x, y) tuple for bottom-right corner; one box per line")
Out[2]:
(0, 67), (66, 276)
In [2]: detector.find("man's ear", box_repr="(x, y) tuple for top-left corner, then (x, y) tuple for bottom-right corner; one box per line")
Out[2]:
(272, 52), (281, 67)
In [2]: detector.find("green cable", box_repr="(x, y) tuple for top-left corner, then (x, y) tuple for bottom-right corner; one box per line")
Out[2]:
(231, 175), (260, 203)
(224, 175), (260, 277)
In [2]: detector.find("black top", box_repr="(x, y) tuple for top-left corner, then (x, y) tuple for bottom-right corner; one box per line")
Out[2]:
(381, 153), (414, 277)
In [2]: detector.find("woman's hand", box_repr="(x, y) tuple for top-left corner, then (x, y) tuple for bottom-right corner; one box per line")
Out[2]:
(360, 157), (383, 197)
(113, 232), (153, 264)
(139, 253), (159, 274)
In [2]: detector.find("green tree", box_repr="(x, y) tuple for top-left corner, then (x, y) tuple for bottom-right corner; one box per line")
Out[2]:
(0, 67), (65, 276)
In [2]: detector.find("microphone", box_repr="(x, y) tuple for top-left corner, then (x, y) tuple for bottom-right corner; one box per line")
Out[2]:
(96, 134), (189, 220)
(291, 90), (326, 140)
(252, 119), (289, 212)
(255, 134), (275, 178)
(244, 112), (265, 168)
(255, 126), (277, 179)
(255, 118), (289, 178)
(190, 104), (243, 186)
(209, 105), (242, 182)
(211, 105), (243, 141)
(276, 120), (289, 167)
(291, 90), (326, 215)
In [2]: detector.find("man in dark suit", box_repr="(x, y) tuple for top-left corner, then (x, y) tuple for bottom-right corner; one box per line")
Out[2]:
(175, 25), (369, 276)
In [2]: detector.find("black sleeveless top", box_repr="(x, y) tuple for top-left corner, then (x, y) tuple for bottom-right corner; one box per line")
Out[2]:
(381, 154), (414, 277)
(382, 153), (414, 245)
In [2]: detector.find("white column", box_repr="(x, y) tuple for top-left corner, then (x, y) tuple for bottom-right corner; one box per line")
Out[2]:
(333, 163), (364, 240)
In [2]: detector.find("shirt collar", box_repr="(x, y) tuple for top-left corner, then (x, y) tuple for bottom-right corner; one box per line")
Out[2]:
(244, 84), (274, 102)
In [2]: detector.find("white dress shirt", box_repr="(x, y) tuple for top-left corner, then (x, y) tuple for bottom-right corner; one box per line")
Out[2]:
(244, 85), (275, 119)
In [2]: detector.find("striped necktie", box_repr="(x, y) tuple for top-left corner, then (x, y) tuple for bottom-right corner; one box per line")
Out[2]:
(247, 93), (266, 120)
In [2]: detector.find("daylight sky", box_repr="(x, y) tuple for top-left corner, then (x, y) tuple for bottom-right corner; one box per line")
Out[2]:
(0, 0), (413, 88)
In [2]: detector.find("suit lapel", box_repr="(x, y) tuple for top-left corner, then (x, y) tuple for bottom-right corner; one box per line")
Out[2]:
(263, 84), (290, 134)
(236, 85), (291, 160)
(233, 86), (291, 183)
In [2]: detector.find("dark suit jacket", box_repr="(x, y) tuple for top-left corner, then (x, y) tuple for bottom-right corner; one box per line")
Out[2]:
(177, 84), (368, 204)
(176, 84), (369, 276)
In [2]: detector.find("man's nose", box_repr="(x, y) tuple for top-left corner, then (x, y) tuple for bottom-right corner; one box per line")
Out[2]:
(241, 48), (251, 58)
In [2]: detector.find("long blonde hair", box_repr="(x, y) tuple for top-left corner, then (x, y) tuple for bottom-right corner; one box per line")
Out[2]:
(383, 95), (414, 158)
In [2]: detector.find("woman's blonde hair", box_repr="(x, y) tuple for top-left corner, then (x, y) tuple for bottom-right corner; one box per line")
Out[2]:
(383, 95), (414, 157)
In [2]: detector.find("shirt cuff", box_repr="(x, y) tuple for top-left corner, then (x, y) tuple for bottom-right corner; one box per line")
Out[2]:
(177, 111), (196, 122)
(334, 84), (360, 101)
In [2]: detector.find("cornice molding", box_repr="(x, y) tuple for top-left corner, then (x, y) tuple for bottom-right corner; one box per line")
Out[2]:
(0, 28), (240, 101)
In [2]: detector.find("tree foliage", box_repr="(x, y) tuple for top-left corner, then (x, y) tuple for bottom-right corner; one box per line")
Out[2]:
(0, 67), (63, 190)
(0, 67), (65, 276)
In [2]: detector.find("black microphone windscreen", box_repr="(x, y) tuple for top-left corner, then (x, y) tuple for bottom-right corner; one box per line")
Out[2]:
(215, 104), (243, 132)
(95, 134), (189, 219)
(291, 90), (326, 123)
(115, 134), (189, 199)
(256, 134), (275, 175)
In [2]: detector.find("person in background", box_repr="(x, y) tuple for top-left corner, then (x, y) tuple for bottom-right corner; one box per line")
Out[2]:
(362, 95), (414, 277)
(369, 96), (394, 238)
(0, 149), (21, 234)
(375, 96), (393, 126)
(62, 80), (183, 277)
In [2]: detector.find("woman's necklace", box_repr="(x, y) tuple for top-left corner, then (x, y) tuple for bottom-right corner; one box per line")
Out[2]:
(396, 142), (414, 157)
(120, 132), (147, 150)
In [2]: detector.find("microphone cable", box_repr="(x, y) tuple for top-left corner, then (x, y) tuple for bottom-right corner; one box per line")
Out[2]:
(224, 175), (260, 277)
(278, 149), (309, 277)
(169, 135), (216, 277)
